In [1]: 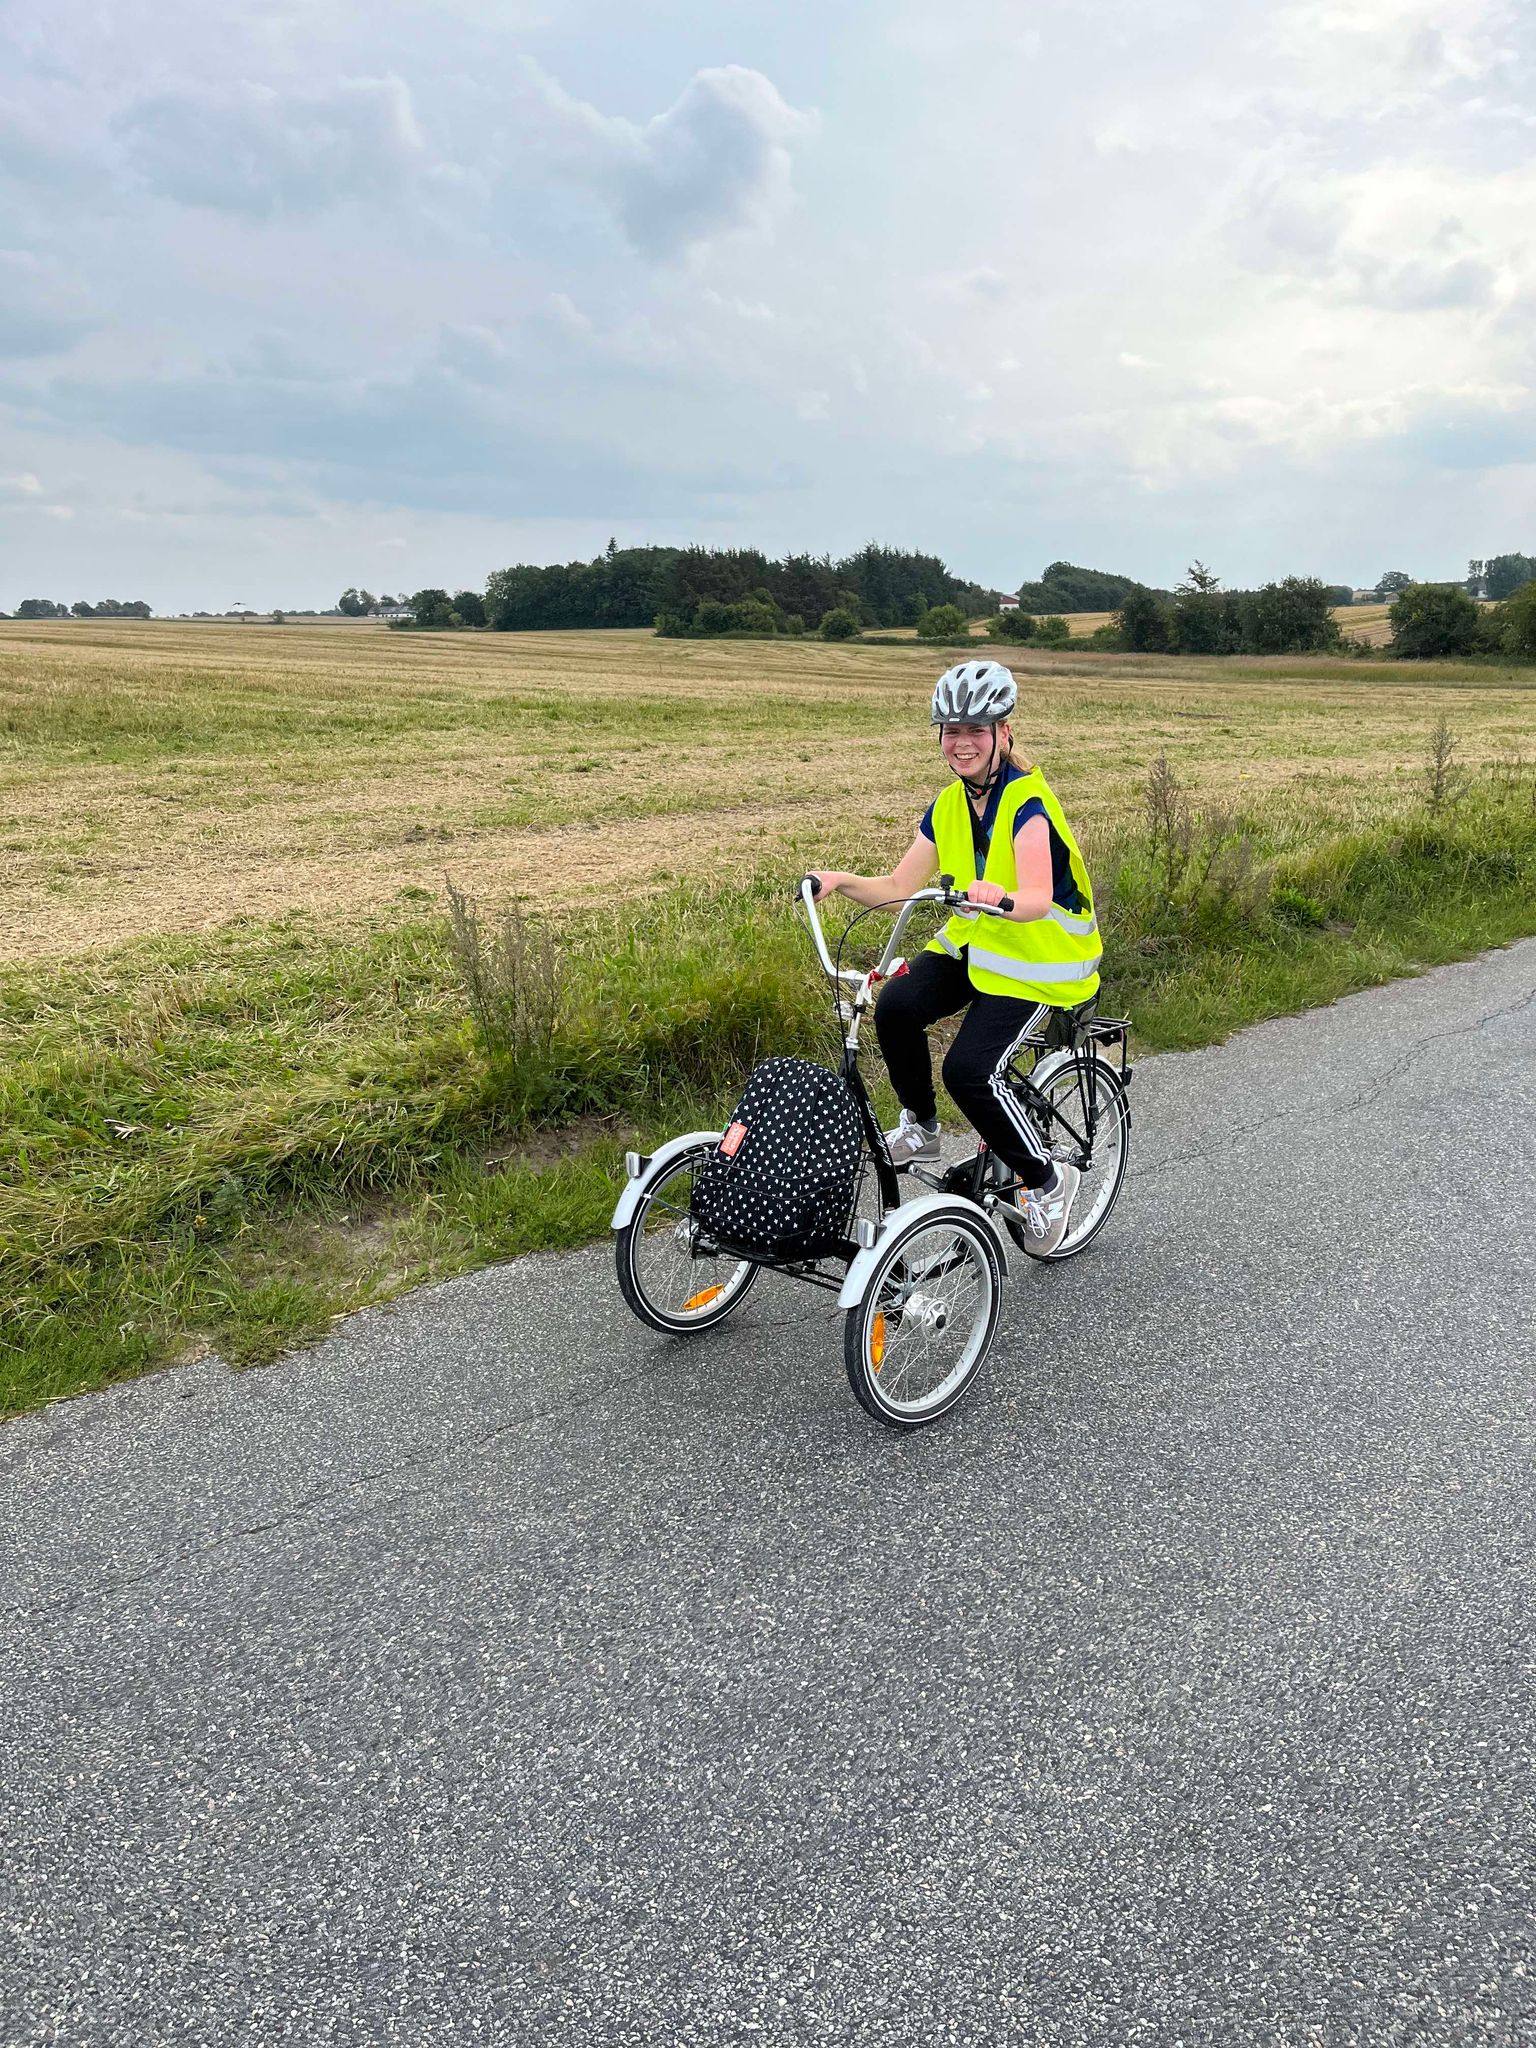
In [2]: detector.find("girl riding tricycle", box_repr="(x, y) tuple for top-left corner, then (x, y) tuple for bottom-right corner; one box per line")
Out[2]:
(612, 660), (1131, 1429)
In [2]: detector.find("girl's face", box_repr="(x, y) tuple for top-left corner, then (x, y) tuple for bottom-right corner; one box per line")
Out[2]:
(940, 720), (1009, 779)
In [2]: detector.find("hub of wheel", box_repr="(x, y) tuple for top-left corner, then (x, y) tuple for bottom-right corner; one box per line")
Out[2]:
(904, 1291), (949, 1333)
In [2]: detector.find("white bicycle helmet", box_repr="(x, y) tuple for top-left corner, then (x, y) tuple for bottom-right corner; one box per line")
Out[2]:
(930, 660), (1017, 727)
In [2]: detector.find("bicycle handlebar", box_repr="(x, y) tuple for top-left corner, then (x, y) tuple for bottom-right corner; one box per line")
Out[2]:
(796, 872), (1014, 990)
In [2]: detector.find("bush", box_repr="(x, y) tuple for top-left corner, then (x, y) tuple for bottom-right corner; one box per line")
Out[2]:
(1033, 615), (1071, 647)
(1498, 579), (1536, 658)
(1388, 582), (1480, 659)
(915, 603), (968, 641)
(984, 612), (1033, 642)
(820, 607), (861, 641)
(1089, 622), (1121, 647)
(726, 598), (781, 637)
(1116, 587), (1171, 653)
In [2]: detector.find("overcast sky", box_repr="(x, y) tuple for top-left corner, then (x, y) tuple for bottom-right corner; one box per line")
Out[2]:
(2, 0), (1534, 611)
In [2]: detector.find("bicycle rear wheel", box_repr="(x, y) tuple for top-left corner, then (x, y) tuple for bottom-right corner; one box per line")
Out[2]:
(997, 1051), (1130, 1261)
(615, 1143), (760, 1334)
(844, 1202), (1001, 1430)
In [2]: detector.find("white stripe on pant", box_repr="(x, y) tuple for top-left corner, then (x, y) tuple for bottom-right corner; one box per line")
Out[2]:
(987, 1002), (1054, 1169)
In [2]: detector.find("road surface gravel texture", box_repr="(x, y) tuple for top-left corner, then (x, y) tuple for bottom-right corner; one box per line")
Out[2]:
(3, 942), (1534, 2047)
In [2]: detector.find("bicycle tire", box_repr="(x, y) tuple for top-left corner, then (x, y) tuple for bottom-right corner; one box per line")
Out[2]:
(843, 1201), (1001, 1430)
(615, 1142), (760, 1334)
(997, 1051), (1131, 1262)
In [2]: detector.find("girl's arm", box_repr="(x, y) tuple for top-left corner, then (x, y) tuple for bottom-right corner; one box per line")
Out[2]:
(809, 835), (938, 910)
(966, 815), (1054, 922)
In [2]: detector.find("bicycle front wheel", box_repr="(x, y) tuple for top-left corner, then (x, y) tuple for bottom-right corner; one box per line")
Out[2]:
(615, 1143), (760, 1334)
(844, 1202), (1001, 1430)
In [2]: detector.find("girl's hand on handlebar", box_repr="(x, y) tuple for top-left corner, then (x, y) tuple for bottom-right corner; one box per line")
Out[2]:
(965, 880), (1013, 913)
(806, 870), (849, 898)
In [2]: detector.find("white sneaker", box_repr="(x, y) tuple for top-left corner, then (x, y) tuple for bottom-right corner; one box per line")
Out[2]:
(1014, 1162), (1081, 1257)
(885, 1109), (942, 1169)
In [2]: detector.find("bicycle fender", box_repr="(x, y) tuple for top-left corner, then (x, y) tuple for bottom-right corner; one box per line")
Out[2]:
(836, 1192), (1011, 1309)
(609, 1130), (723, 1232)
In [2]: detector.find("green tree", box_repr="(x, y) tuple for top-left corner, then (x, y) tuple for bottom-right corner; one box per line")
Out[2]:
(1497, 579), (1536, 657)
(820, 607), (862, 641)
(410, 587), (454, 628)
(1168, 563), (1233, 654)
(452, 589), (486, 628)
(337, 588), (366, 616)
(1387, 582), (1480, 659)
(1245, 578), (1342, 655)
(16, 598), (66, 618)
(1116, 587), (1171, 653)
(1034, 615), (1071, 647)
(1375, 570), (1414, 598)
(916, 602), (967, 641)
(1479, 552), (1536, 601)
(1016, 561), (1155, 613)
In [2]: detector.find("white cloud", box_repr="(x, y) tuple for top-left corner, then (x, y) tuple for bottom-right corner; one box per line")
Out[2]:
(1, 471), (42, 494)
(1234, 161), (1535, 313)
(525, 62), (813, 260)
(116, 75), (427, 218)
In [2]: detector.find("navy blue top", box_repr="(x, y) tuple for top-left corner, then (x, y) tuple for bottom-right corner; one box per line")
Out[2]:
(920, 762), (1084, 912)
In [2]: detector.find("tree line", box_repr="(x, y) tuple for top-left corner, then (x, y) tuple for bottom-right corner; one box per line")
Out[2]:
(5, 597), (152, 619)
(481, 540), (991, 636)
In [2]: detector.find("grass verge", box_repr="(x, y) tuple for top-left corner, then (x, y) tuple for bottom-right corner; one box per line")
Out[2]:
(5, 766), (1535, 1419)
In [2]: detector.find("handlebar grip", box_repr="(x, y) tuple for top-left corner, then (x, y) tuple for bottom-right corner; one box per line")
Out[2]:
(800, 873), (822, 898)
(998, 893), (1014, 914)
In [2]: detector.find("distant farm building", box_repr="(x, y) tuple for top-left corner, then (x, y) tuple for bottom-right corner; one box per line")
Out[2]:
(995, 594), (1020, 611)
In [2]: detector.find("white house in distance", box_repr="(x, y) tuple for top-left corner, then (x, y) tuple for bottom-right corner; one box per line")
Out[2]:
(994, 593), (1020, 612)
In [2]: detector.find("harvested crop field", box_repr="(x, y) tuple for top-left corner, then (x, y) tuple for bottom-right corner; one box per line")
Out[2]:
(3, 618), (1532, 966)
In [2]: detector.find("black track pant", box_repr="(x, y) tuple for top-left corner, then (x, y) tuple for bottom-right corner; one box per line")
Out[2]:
(873, 948), (1058, 1188)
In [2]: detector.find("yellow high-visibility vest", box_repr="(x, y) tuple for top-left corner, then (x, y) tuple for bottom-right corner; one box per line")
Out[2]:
(926, 766), (1101, 1005)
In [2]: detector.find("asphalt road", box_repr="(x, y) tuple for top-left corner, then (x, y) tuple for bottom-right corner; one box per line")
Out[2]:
(3, 942), (1534, 2047)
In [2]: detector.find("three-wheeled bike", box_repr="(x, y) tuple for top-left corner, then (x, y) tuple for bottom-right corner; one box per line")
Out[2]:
(612, 876), (1132, 1429)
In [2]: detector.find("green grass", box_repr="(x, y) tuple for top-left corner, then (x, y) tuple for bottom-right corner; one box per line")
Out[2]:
(5, 762), (1536, 1421)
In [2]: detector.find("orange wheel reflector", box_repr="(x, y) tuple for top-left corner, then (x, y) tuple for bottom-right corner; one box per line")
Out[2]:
(683, 1285), (725, 1312)
(870, 1312), (887, 1373)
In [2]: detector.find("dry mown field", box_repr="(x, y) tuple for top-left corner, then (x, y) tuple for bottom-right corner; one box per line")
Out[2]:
(2, 617), (1531, 966)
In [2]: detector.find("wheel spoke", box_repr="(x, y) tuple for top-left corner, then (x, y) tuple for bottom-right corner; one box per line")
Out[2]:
(858, 1217), (996, 1419)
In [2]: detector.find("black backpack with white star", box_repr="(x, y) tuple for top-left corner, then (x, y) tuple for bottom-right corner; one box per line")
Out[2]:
(690, 1056), (864, 1262)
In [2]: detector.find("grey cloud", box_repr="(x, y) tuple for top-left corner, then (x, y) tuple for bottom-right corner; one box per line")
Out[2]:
(1389, 396), (1536, 470)
(0, 251), (97, 357)
(116, 75), (426, 217)
(9, 328), (802, 520)
(528, 63), (811, 259)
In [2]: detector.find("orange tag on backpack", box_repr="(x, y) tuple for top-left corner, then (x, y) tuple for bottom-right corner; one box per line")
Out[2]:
(720, 1121), (748, 1157)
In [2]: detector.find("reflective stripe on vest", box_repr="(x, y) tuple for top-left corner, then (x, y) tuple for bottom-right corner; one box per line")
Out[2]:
(968, 945), (1103, 985)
